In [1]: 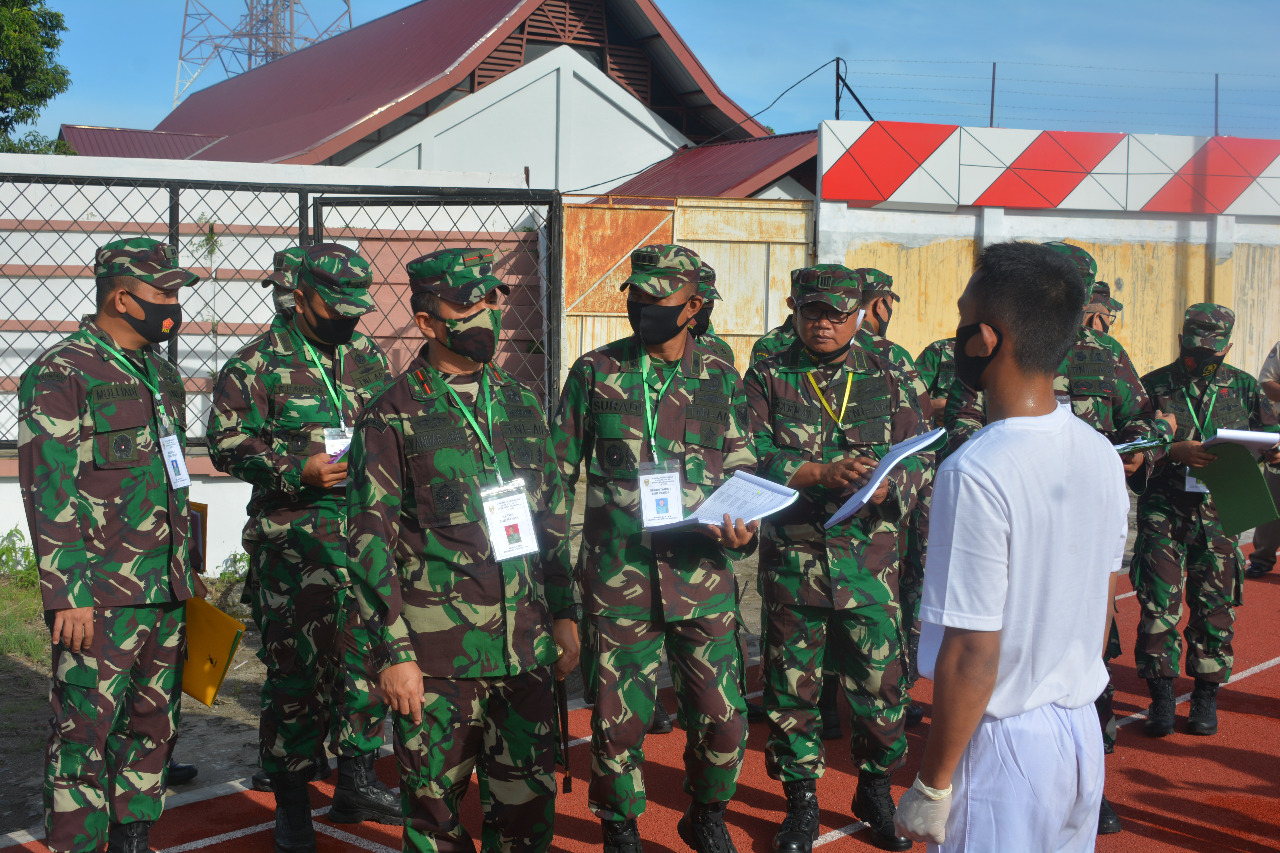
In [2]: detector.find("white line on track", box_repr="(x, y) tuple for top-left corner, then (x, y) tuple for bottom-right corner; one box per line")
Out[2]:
(314, 823), (401, 853)
(1117, 653), (1280, 728)
(814, 820), (869, 846)
(1117, 590), (1136, 600)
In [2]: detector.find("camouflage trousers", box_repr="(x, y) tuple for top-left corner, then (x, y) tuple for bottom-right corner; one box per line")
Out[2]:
(44, 602), (185, 853)
(763, 602), (907, 781)
(394, 667), (557, 853)
(587, 611), (747, 821)
(1095, 621), (1122, 752)
(248, 546), (386, 775)
(1131, 492), (1243, 684)
(900, 480), (933, 680)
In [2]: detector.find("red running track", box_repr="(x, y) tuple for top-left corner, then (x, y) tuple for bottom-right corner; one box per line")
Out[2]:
(5, 569), (1278, 852)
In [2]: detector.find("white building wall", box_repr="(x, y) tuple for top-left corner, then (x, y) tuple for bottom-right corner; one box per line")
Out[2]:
(346, 46), (691, 193)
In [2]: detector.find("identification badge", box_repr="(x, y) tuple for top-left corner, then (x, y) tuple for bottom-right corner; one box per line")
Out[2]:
(480, 478), (539, 561)
(325, 427), (354, 459)
(159, 434), (191, 490)
(1184, 467), (1210, 494)
(639, 459), (684, 527)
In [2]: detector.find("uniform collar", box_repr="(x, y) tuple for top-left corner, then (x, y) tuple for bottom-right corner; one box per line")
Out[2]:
(637, 332), (704, 387)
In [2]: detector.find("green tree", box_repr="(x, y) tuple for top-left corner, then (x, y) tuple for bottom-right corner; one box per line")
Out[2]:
(0, 0), (71, 151)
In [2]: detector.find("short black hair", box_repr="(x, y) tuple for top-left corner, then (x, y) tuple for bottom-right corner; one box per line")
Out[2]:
(95, 275), (138, 310)
(971, 241), (1086, 376)
(409, 291), (440, 317)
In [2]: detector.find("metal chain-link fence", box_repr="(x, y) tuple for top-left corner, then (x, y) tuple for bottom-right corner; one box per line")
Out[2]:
(0, 172), (560, 445)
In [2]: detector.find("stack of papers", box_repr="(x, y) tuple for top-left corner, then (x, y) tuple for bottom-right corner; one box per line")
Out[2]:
(1113, 436), (1171, 455)
(1203, 428), (1280, 453)
(826, 428), (947, 529)
(648, 471), (798, 529)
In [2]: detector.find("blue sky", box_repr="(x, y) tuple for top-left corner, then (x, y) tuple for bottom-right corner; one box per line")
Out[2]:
(30, 0), (1280, 140)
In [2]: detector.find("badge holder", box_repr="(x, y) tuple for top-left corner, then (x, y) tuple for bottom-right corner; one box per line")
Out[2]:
(639, 458), (684, 527)
(480, 476), (539, 561)
(1184, 467), (1210, 494)
(325, 426), (355, 487)
(157, 410), (191, 490)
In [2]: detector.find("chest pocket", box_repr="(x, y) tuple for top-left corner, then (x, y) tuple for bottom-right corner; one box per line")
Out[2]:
(841, 374), (893, 447)
(1213, 388), (1249, 431)
(89, 385), (152, 470)
(932, 362), (955, 397)
(404, 412), (482, 527)
(770, 395), (822, 457)
(499, 405), (551, 512)
(1167, 393), (1196, 440)
(270, 379), (336, 456)
(588, 396), (643, 479)
(684, 385), (731, 485)
(1067, 351), (1118, 433)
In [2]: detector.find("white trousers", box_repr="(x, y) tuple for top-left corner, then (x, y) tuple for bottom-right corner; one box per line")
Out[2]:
(930, 702), (1104, 853)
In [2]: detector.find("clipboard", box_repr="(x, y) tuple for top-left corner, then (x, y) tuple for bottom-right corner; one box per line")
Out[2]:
(183, 597), (245, 707)
(1195, 443), (1280, 537)
(190, 501), (209, 575)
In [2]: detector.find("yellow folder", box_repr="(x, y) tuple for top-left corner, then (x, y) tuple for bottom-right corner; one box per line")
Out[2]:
(183, 597), (245, 707)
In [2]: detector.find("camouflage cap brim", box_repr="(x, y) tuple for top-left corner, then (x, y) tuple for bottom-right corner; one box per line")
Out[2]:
(620, 269), (699, 299)
(308, 278), (375, 317)
(863, 289), (901, 303)
(133, 267), (200, 292)
(261, 270), (297, 290)
(793, 289), (860, 314)
(441, 274), (511, 308)
(700, 282), (723, 302)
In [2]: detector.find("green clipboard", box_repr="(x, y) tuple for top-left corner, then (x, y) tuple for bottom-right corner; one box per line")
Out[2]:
(1194, 443), (1280, 537)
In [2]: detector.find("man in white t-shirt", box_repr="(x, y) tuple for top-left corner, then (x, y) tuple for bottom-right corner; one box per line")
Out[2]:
(1247, 341), (1280, 578)
(895, 242), (1129, 852)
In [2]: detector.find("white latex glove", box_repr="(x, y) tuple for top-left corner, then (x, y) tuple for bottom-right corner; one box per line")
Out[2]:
(894, 774), (952, 844)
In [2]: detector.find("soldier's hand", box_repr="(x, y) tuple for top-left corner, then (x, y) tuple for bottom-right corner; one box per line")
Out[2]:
(1121, 452), (1145, 476)
(1155, 409), (1176, 433)
(379, 661), (425, 725)
(1262, 445), (1280, 466)
(819, 457), (868, 489)
(699, 514), (759, 549)
(553, 618), (580, 681)
(51, 606), (94, 653)
(301, 452), (349, 489)
(868, 478), (891, 506)
(1170, 441), (1216, 468)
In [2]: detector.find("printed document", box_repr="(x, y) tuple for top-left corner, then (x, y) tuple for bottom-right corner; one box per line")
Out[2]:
(647, 470), (798, 529)
(825, 427), (946, 529)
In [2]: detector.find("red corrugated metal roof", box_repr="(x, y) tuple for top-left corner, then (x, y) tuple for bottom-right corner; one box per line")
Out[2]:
(59, 125), (224, 160)
(603, 130), (818, 199)
(143, 0), (764, 165)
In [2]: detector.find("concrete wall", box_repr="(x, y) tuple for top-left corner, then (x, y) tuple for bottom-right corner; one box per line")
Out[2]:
(346, 46), (690, 194)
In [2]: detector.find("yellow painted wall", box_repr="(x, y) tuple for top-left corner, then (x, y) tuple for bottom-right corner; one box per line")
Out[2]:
(1232, 243), (1280, 376)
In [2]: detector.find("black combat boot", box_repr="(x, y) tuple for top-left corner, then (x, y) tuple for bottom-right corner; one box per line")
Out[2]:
(678, 800), (738, 853)
(650, 699), (674, 734)
(851, 770), (911, 852)
(1144, 676), (1176, 737)
(773, 779), (820, 853)
(602, 818), (643, 853)
(253, 754), (330, 791)
(1186, 679), (1219, 736)
(818, 675), (841, 741)
(106, 820), (154, 853)
(167, 759), (198, 785)
(329, 753), (403, 825)
(746, 700), (767, 723)
(904, 703), (925, 727)
(1097, 797), (1122, 835)
(270, 770), (316, 853)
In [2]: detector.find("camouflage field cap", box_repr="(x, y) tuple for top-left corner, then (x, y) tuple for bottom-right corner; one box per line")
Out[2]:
(1182, 303), (1235, 352)
(1043, 241), (1097, 288)
(1084, 281), (1123, 313)
(94, 237), (198, 291)
(698, 262), (723, 301)
(791, 264), (862, 313)
(620, 244), (703, 298)
(261, 246), (305, 291)
(855, 267), (899, 302)
(297, 243), (375, 317)
(406, 247), (509, 307)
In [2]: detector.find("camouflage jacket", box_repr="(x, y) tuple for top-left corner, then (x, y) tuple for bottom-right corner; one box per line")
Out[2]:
(857, 328), (930, 412)
(207, 314), (392, 565)
(346, 350), (576, 678)
(18, 317), (194, 611)
(744, 340), (932, 611)
(552, 334), (756, 622)
(1140, 361), (1280, 496)
(696, 321), (735, 367)
(944, 327), (1163, 479)
(915, 338), (957, 400)
(751, 317), (797, 365)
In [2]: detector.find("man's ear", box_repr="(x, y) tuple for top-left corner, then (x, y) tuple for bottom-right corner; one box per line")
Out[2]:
(414, 312), (438, 340)
(786, 296), (796, 311)
(1223, 342), (1233, 357)
(684, 293), (705, 322)
(976, 322), (1001, 357)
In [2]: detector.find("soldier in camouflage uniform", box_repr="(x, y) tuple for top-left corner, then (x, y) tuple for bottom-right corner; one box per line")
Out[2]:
(347, 247), (580, 853)
(261, 246), (303, 319)
(750, 312), (797, 366)
(552, 244), (758, 853)
(1083, 280), (1123, 337)
(19, 237), (199, 853)
(944, 241), (1165, 835)
(1133, 304), (1280, 740)
(209, 244), (401, 852)
(690, 262), (736, 366)
(745, 264), (931, 853)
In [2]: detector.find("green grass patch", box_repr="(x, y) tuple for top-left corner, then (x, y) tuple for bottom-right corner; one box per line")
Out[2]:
(0, 528), (47, 664)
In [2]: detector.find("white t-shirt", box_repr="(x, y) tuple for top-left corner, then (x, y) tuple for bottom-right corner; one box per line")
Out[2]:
(918, 403), (1128, 719)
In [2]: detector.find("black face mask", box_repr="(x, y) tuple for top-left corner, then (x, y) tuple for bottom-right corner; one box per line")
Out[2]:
(878, 302), (894, 336)
(438, 307), (501, 364)
(628, 299), (689, 346)
(954, 322), (1003, 392)
(1180, 347), (1225, 382)
(308, 312), (360, 347)
(123, 291), (182, 343)
(691, 303), (714, 338)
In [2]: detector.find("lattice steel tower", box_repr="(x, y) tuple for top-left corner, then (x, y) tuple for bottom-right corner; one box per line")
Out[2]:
(175, 1), (353, 106)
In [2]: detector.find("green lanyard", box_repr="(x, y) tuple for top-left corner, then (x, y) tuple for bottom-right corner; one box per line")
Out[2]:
(1182, 387), (1217, 439)
(87, 334), (175, 433)
(431, 365), (501, 480)
(291, 325), (347, 427)
(639, 351), (680, 463)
